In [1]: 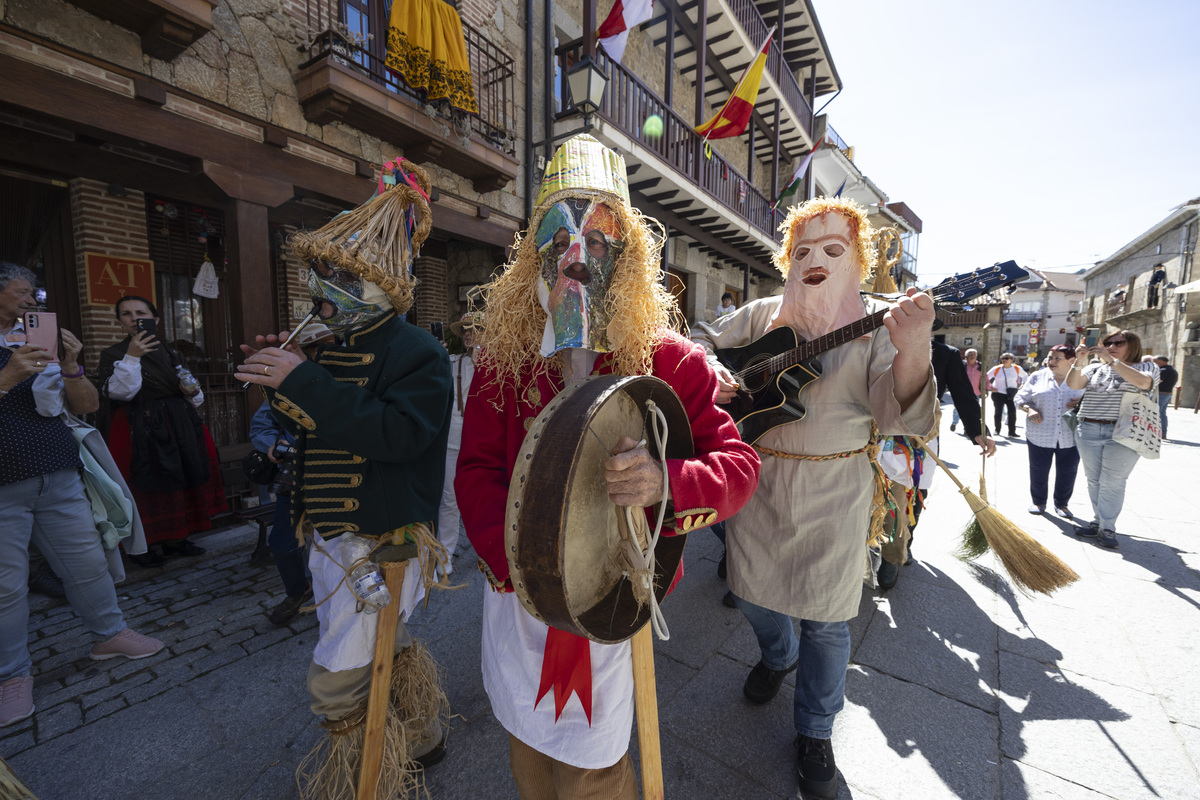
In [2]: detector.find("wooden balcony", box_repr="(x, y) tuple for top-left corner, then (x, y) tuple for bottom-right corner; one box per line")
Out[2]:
(64, 0), (216, 60)
(557, 42), (780, 247)
(296, 28), (518, 193)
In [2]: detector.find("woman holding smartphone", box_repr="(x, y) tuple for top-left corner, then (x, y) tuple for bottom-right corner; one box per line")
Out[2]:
(96, 296), (225, 566)
(1065, 329), (1158, 549)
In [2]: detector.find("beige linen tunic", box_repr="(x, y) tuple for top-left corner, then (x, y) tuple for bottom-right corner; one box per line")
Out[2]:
(693, 296), (936, 622)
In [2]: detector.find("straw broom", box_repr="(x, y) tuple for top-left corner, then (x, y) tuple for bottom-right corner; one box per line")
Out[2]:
(920, 438), (1079, 595)
(0, 758), (37, 800)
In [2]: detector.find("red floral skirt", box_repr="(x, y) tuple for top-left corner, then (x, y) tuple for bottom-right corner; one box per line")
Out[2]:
(108, 406), (227, 545)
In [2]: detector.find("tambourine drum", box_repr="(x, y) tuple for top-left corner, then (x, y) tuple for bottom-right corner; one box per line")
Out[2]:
(505, 375), (694, 643)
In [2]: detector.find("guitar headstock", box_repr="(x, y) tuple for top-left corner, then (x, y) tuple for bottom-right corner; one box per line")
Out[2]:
(930, 261), (1029, 305)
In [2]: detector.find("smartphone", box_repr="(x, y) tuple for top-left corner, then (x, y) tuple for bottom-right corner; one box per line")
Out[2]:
(429, 321), (444, 341)
(23, 312), (60, 362)
(1083, 327), (1100, 348)
(136, 317), (158, 339)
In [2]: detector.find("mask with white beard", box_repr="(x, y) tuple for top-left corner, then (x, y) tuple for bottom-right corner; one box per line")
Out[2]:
(769, 211), (866, 342)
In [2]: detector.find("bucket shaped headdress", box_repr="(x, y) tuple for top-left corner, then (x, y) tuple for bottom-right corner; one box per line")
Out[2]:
(291, 159), (432, 332)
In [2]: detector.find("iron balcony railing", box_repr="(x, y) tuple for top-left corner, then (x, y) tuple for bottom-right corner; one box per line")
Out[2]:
(556, 42), (779, 242)
(301, 1), (515, 154)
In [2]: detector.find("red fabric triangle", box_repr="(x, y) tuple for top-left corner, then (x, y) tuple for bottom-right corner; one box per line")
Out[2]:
(535, 627), (593, 725)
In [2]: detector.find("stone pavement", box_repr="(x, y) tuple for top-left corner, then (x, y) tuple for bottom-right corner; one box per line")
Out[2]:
(3, 402), (1199, 800)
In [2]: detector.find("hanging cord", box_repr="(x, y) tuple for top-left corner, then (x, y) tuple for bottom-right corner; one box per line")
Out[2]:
(618, 399), (672, 641)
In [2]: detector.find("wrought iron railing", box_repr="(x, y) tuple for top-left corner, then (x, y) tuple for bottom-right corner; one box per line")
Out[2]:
(1005, 311), (1043, 323)
(725, 0), (813, 135)
(194, 372), (249, 449)
(300, 1), (515, 154)
(556, 42), (779, 242)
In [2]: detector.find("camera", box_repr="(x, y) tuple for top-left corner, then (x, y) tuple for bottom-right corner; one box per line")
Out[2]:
(271, 441), (299, 496)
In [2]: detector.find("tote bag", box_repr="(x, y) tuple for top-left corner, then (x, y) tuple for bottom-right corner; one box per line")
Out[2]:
(1112, 386), (1161, 459)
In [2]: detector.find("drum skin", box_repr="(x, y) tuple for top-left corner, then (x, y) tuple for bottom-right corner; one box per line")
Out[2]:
(505, 375), (694, 643)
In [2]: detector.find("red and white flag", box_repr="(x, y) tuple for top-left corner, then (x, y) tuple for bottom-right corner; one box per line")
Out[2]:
(598, 0), (654, 64)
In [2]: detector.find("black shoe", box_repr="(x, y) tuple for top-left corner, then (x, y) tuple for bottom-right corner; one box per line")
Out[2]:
(161, 539), (206, 557)
(949, 422), (956, 432)
(796, 735), (838, 800)
(267, 588), (313, 626)
(717, 551), (727, 581)
(722, 590), (737, 609)
(411, 734), (447, 769)
(1097, 529), (1119, 549)
(876, 559), (899, 591)
(128, 550), (165, 567)
(1075, 520), (1099, 538)
(743, 658), (798, 705)
(28, 562), (65, 598)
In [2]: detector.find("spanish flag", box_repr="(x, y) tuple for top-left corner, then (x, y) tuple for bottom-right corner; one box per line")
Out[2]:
(694, 27), (775, 141)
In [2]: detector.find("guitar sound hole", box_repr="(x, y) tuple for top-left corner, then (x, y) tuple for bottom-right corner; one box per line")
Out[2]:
(739, 354), (773, 393)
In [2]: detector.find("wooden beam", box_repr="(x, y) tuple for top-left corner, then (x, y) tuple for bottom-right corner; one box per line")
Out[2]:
(630, 178), (662, 192)
(0, 52), (370, 206)
(226, 199), (275, 351)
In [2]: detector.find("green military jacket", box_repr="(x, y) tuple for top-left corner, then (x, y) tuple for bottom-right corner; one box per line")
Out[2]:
(268, 311), (453, 540)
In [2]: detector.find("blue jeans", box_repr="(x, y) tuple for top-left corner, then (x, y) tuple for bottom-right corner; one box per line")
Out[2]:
(1074, 421), (1141, 532)
(733, 594), (850, 739)
(269, 494), (309, 598)
(0, 470), (126, 681)
(1026, 442), (1080, 509)
(1157, 394), (1170, 439)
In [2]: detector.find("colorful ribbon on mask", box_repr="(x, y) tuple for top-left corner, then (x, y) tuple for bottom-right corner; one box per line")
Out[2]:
(535, 627), (593, 725)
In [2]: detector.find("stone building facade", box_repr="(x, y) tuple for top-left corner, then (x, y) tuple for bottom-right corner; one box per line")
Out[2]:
(2, 0), (843, 444)
(1081, 198), (1198, 407)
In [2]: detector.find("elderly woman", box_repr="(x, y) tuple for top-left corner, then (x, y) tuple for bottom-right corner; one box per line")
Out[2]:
(1065, 330), (1158, 549)
(1, 263), (163, 727)
(1014, 344), (1084, 517)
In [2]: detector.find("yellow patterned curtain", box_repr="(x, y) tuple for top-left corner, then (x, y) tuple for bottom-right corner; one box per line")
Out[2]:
(385, 0), (479, 115)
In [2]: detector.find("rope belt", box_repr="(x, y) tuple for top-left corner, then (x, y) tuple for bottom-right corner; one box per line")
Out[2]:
(751, 425), (895, 547)
(752, 443), (868, 461)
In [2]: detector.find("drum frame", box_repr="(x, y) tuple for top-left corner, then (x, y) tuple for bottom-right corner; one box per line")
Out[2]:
(505, 375), (695, 643)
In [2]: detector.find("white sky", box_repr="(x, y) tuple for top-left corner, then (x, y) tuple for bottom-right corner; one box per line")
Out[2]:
(811, 0), (1200, 285)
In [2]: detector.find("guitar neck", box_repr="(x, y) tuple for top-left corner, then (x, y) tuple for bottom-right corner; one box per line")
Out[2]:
(779, 309), (888, 369)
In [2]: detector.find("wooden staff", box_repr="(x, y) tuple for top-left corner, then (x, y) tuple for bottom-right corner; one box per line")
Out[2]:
(631, 625), (664, 800)
(356, 560), (408, 800)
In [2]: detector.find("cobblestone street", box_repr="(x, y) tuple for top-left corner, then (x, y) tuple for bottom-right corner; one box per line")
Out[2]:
(4, 407), (1200, 799)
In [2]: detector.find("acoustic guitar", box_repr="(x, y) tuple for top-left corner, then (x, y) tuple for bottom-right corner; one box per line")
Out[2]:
(715, 262), (1029, 444)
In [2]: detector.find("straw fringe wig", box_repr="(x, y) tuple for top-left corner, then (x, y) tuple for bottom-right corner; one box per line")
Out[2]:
(477, 194), (676, 393)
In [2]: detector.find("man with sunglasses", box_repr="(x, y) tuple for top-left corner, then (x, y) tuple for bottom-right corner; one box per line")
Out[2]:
(986, 353), (1027, 437)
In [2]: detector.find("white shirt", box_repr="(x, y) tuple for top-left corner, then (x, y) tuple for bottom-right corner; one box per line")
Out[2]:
(986, 364), (1025, 393)
(481, 589), (633, 769)
(104, 354), (203, 407)
(1013, 368), (1084, 449)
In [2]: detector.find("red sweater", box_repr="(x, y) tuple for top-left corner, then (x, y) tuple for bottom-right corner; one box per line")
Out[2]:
(456, 330), (761, 590)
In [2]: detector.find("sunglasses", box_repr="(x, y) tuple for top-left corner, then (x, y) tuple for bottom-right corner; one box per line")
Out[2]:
(1104, 339), (1127, 347)
(1001, 357), (1012, 361)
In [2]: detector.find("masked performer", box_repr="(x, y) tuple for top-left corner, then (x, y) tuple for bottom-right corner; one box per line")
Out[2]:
(691, 197), (936, 800)
(456, 135), (760, 798)
(237, 160), (453, 800)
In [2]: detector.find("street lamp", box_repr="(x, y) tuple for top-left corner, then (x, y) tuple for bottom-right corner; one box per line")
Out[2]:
(566, 54), (608, 127)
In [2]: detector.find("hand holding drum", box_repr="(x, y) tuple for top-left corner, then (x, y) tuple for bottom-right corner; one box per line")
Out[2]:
(605, 436), (667, 508)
